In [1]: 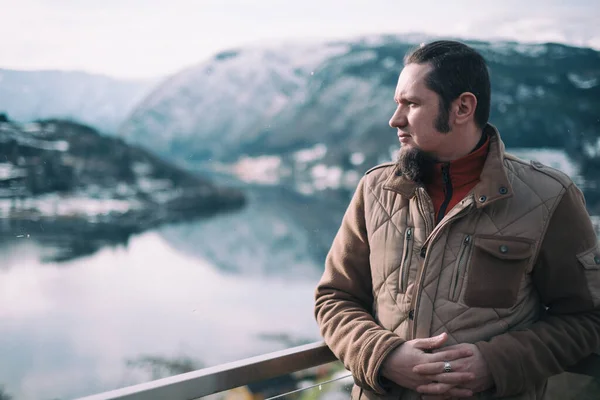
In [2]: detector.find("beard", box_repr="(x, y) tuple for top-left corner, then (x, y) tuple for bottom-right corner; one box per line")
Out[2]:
(395, 105), (449, 184)
(395, 145), (438, 185)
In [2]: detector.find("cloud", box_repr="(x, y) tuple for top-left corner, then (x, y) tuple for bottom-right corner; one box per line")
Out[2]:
(0, 0), (598, 79)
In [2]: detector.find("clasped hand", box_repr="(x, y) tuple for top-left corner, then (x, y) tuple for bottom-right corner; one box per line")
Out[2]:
(380, 332), (493, 399)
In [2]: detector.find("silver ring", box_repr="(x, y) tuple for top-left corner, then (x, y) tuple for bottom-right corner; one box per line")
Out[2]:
(443, 361), (452, 373)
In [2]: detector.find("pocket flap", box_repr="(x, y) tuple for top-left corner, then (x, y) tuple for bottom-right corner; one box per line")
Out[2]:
(473, 236), (534, 261)
(577, 245), (600, 270)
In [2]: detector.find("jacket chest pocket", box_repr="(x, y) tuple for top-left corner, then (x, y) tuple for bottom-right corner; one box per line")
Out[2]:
(399, 227), (414, 293)
(463, 235), (535, 308)
(577, 245), (600, 308)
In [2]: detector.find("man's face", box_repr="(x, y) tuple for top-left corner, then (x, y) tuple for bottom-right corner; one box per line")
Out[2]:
(389, 63), (450, 158)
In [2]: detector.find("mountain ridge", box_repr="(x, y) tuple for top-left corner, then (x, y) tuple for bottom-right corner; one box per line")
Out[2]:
(0, 69), (159, 135)
(119, 35), (600, 170)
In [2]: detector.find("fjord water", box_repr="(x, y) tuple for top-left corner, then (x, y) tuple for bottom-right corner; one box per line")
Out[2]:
(0, 149), (597, 400)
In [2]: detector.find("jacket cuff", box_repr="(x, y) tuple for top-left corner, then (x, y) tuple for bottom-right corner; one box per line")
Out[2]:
(358, 334), (405, 394)
(476, 340), (525, 397)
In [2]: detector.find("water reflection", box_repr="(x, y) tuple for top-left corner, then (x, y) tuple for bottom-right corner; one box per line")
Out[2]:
(0, 232), (320, 400)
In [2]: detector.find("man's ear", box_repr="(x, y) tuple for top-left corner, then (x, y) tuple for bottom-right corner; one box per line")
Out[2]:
(453, 92), (477, 125)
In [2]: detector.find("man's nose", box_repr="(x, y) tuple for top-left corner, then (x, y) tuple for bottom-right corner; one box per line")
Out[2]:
(389, 106), (407, 128)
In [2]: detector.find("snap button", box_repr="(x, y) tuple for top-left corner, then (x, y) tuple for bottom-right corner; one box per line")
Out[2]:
(408, 310), (414, 320)
(594, 255), (600, 265)
(395, 170), (402, 176)
(499, 186), (508, 195)
(478, 195), (487, 203)
(499, 245), (509, 254)
(420, 247), (427, 258)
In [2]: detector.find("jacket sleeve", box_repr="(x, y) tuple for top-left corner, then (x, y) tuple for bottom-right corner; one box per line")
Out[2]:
(476, 183), (600, 397)
(314, 175), (405, 394)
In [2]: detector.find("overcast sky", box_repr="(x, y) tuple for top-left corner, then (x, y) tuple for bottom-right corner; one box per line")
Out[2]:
(1, 0), (598, 80)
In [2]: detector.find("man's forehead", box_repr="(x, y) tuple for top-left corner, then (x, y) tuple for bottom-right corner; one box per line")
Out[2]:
(395, 63), (432, 96)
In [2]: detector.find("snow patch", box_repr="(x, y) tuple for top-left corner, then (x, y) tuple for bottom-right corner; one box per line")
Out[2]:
(296, 182), (315, 196)
(582, 137), (600, 159)
(294, 144), (327, 164)
(310, 164), (343, 191)
(25, 194), (141, 218)
(512, 43), (548, 57)
(567, 73), (598, 89)
(382, 57), (397, 69)
(137, 177), (172, 193)
(132, 162), (153, 176)
(46, 140), (69, 152)
(232, 155), (284, 185)
(150, 190), (182, 204)
(0, 163), (27, 180)
(22, 123), (42, 133)
(350, 152), (365, 166)
(343, 170), (361, 189)
(516, 85), (545, 100)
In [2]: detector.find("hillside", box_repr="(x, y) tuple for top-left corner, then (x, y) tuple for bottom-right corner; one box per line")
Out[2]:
(0, 115), (245, 261)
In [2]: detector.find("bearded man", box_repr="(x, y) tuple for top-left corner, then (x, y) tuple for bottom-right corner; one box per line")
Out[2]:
(314, 40), (600, 399)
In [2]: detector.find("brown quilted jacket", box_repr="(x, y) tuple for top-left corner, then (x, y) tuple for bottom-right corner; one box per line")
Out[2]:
(314, 124), (600, 399)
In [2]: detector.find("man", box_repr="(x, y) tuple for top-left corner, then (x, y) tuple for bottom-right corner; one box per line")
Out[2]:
(314, 40), (600, 399)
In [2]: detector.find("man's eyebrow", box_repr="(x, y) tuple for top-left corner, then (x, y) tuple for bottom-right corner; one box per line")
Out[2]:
(395, 94), (422, 103)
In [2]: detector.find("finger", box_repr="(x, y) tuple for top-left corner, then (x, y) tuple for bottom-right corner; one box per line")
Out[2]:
(413, 360), (468, 375)
(432, 344), (458, 354)
(422, 372), (475, 385)
(413, 333), (448, 350)
(416, 382), (455, 395)
(429, 347), (473, 362)
(414, 361), (447, 374)
(446, 387), (474, 398)
(417, 383), (473, 397)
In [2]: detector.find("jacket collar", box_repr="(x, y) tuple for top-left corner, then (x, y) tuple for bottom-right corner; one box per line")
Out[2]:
(383, 123), (513, 208)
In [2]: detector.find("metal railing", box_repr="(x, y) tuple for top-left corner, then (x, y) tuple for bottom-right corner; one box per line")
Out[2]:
(75, 341), (338, 400)
(75, 341), (600, 400)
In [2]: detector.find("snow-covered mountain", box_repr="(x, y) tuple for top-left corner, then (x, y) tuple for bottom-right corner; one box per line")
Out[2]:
(120, 35), (600, 188)
(120, 43), (351, 163)
(0, 69), (158, 134)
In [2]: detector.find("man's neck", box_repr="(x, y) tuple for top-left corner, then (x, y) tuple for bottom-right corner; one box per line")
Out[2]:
(437, 127), (484, 162)
(469, 131), (488, 155)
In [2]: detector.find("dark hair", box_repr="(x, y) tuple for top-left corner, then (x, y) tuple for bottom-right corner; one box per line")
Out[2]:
(404, 40), (491, 130)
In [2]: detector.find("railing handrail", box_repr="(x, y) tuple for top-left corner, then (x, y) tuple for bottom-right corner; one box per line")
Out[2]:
(75, 341), (337, 400)
(72, 340), (600, 400)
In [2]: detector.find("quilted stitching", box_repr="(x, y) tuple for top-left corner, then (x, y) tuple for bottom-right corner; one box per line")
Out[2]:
(426, 161), (567, 337)
(362, 155), (569, 343)
(367, 185), (406, 237)
(366, 173), (412, 322)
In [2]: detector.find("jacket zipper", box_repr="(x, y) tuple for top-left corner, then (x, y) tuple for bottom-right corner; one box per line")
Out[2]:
(436, 163), (453, 224)
(411, 199), (473, 339)
(409, 188), (435, 339)
(400, 227), (413, 292)
(450, 234), (472, 301)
